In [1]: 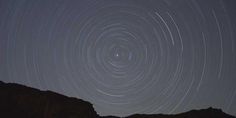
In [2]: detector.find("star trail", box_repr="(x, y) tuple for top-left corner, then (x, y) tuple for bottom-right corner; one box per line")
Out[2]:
(0, 0), (236, 117)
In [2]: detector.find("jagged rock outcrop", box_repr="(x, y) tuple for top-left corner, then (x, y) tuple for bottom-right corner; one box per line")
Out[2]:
(0, 81), (235, 118)
(0, 81), (99, 118)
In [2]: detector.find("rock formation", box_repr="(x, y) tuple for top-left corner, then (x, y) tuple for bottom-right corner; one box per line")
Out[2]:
(0, 81), (235, 118)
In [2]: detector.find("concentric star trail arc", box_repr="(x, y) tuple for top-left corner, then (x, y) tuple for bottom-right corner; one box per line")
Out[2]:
(0, 0), (236, 117)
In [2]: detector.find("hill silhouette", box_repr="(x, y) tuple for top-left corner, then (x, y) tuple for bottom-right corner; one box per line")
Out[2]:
(0, 81), (235, 118)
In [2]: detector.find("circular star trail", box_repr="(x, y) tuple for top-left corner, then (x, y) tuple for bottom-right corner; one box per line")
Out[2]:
(0, 0), (236, 117)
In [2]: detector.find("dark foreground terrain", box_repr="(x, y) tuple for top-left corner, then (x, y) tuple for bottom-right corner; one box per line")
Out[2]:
(0, 81), (235, 118)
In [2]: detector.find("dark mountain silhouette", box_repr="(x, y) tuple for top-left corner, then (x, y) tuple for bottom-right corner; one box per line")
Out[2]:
(0, 81), (235, 118)
(125, 107), (235, 118)
(0, 81), (99, 118)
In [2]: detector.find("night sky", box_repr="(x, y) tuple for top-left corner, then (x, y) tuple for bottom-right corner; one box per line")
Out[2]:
(0, 0), (236, 117)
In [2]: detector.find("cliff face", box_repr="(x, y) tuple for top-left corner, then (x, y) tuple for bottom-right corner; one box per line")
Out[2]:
(0, 81), (235, 118)
(0, 81), (99, 118)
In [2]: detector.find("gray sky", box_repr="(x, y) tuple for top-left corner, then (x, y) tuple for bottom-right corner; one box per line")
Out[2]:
(0, 0), (236, 117)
